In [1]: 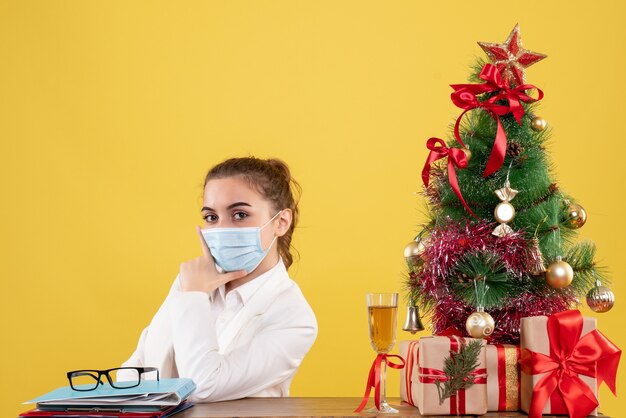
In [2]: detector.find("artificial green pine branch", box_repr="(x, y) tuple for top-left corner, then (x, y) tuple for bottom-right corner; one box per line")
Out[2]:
(434, 339), (483, 405)
(452, 251), (511, 308)
(565, 241), (610, 289)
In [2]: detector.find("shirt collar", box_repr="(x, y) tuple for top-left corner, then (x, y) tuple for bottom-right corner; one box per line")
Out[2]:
(210, 257), (285, 305)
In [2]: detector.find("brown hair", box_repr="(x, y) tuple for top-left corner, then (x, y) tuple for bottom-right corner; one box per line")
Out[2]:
(203, 157), (301, 269)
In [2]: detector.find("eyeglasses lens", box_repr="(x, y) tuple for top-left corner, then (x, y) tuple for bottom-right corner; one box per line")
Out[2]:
(69, 371), (101, 391)
(110, 368), (140, 388)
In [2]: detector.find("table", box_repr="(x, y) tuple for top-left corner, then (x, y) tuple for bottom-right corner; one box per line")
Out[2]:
(175, 397), (609, 417)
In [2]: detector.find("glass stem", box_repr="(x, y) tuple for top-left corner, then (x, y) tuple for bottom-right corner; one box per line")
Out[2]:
(380, 356), (388, 407)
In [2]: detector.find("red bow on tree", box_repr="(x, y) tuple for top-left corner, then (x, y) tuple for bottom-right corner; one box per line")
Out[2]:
(519, 310), (621, 418)
(422, 137), (476, 217)
(450, 63), (544, 178)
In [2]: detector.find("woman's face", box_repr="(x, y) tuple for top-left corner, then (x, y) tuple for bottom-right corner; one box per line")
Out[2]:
(201, 176), (289, 251)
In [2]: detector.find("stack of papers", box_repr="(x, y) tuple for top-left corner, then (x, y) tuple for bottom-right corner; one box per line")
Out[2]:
(19, 402), (193, 418)
(21, 378), (196, 417)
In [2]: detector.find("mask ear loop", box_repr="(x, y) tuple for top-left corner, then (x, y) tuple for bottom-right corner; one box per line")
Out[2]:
(247, 234), (280, 274)
(259, 209), (284, 252)
(261, 209), (284, 229)
(264, 235), (279, 252)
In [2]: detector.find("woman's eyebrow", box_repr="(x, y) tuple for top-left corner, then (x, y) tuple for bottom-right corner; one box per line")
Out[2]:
(201, 202), (252, 212)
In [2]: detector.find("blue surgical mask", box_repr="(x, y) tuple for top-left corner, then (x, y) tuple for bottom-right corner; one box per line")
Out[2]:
(201, 210), (283, 273)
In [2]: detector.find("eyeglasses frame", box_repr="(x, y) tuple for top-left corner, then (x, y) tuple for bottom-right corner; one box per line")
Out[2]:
(66, 367), (160, 391)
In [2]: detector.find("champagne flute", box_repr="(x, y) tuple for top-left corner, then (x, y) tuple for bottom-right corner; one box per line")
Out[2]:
(366, 292), (399, 413)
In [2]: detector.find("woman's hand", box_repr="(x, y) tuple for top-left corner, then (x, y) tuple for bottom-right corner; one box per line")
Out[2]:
(178, 226), (247, 293)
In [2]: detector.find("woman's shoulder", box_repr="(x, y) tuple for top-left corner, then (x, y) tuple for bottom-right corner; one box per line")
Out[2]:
(270, 262), (310, 303)
(268, 274), (316, 322)
(280, 277), (310, 303)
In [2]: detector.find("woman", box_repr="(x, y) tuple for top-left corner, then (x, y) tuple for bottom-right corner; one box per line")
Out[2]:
(120, 157), (318, 402)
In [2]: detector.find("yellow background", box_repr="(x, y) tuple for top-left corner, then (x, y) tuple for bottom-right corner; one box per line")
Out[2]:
(1, 1), (624, 416)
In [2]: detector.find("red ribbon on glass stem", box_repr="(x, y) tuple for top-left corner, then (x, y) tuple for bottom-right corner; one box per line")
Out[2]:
(450, 63), (543, 178)
(422, 137), (476, 217)
(354, 353), (405, 412)
(519, 310), (621, 418)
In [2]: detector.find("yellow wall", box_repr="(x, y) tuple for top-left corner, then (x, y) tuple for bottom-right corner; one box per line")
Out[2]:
(2, 1), (624, 416)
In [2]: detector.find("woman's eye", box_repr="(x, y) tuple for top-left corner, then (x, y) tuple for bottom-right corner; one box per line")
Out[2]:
(203, 214), (218, 222)
(233, 211), (248, 221)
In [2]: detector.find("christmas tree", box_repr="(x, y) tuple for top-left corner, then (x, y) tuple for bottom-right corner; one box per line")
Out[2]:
(405, 25), (615, 344)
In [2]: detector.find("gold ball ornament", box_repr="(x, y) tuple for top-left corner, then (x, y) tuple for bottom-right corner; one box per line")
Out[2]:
(530, 116), (547, 131)
(545, 256), (574, 288)
(563, 203), (587, 229)
(586, 284), (615, 313)
(465, 309), (495, 339)
(404, 240), (426, 267)
(494, 202), (516, 224)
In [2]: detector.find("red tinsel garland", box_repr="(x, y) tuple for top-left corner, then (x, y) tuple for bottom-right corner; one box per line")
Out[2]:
(412, 220), (576, 344)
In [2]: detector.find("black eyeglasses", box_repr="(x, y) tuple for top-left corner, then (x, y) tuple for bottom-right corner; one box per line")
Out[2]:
(67, 367), (160, 391)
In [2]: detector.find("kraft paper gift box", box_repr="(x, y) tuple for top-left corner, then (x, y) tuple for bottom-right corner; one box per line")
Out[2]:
(399, 340), (418, 406)
(400, 336), (488, 415)
(485, 343), (521, 412)
(520, 313), (597, 416)
(520, 310), (621, 418)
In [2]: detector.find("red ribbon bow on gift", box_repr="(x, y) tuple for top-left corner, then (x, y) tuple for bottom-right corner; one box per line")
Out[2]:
(450, 63), (544, 178)
(519, 310), (621, 418)
(354, 353), (405, 412)
(422, 137), (476, 217)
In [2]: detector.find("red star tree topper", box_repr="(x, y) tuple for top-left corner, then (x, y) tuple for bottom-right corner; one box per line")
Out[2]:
(478, 24), (547, 87)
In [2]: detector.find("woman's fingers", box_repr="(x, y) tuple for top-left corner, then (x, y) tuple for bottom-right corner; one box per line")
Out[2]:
(179, 230), (248, 293)
(196, 225), (213, 261)
(179, 259), (247, 293)
(206, 267), (246, 293)
(221, 269), (248, 284)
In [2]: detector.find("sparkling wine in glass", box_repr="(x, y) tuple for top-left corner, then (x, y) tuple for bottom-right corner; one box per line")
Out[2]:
(366, 292), (398, 413)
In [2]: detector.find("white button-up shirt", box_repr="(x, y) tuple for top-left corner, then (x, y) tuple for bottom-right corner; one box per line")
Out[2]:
(120, 259), (317, 403)
(211, 267), (272, 337)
